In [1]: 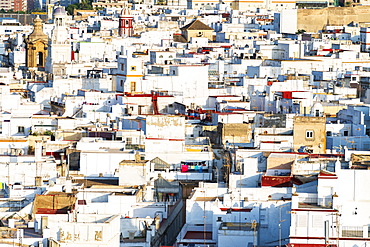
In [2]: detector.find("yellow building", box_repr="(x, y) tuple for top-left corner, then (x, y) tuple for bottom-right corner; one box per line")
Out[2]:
(293, 116), (326, 154)
(297, 6), (370, 33)
(180, 19), (214, 42)
(92, 0), (128, 9)
(219, 122), (253, 147)
(24, 16), (49, 68)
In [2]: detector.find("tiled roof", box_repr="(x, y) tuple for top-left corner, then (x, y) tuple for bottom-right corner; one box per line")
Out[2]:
(180, 19), (213, 31)
(173, 34), (187, 43)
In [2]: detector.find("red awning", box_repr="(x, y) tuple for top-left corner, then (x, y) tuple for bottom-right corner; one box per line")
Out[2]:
(220, 208), (252, 212)
(287, 244), (337, 247)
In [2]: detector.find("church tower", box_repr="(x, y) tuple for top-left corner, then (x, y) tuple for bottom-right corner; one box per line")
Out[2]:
(25, 16), (49, 68)
(118, 8), (134, 37)
(51, 6), (69, 46)
(45, 6), (71, 75)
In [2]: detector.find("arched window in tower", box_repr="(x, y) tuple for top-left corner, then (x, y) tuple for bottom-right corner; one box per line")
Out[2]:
(125, 20), (129, 25)
(37, 52), (43, 67)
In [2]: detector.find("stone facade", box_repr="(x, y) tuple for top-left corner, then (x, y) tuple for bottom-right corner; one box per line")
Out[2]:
(25, 16), (49, 68)
(293, 116), (326, 153)
(297, 6), (370, 33)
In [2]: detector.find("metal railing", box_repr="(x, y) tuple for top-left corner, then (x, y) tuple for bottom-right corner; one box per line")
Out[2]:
(298, 197), (333, 209)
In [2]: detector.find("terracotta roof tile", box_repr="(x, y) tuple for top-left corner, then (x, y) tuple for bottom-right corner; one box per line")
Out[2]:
(180, 19), (213, 31)
(173, 34), (187, 43)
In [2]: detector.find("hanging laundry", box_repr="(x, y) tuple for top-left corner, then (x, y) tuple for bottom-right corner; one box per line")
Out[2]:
(181, 165), (188, 172)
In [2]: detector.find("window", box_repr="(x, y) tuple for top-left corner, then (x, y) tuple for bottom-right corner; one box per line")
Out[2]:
(120, 80), (123, 87)
(306, 130), (314, 139)
(159, 55), (163, 58)
(326, 131), (332, 136)
(296, 215), (307, 227)
(37, 52), (44, 67)
(312, 215), (323, 228)
(18, 126), (25, 134)
(126, 137), (132, 145)
(344, 130), (349, 136)
(121, 63), (125, 71)
(131, 66), (136, 71)
(130, 81), (136, 92)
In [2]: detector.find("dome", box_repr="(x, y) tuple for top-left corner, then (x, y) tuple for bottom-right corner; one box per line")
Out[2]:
(120, 8), (131, 17)
(53, 6), (67, 16)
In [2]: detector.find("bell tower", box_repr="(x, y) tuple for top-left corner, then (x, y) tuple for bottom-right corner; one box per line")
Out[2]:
(119, 8), (134, 37)
(25, 16), (49, 68)
(45, 6), (71, 74)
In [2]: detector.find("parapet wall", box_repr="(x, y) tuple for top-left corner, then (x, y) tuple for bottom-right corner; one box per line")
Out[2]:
(297, 6), (370, 33)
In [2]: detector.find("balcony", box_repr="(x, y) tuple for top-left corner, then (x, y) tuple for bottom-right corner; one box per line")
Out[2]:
(342, 226), (364, 238)
(176, 224), (215, 247)
(298, 197), (333, 209)
(219, 222), (258, 232)
(125, 144), (145, 151)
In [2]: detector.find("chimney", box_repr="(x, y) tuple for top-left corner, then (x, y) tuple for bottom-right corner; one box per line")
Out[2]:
(135, 151), (141, 162)
(64, 178), (72, 193)
(146, 228), (152, 242)
(35, 140), (43, 162)
(154, 215), (160, 230)
(213, 217), (223, 240)
(60, 153), (65, 177)
(151, 223), (156, 236)
(335, 157), (341, 172)
(106, 114), (111, 126)
(35, 177), (42, 186)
